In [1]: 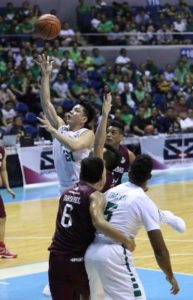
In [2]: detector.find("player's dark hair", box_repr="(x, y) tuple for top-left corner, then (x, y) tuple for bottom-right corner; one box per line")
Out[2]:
(109, 121), (124, 134)
(80, 157), (104, 183)
(80, 101), (96, 127)
(129, 154), (153, 185)
(103, 143), (121, 172)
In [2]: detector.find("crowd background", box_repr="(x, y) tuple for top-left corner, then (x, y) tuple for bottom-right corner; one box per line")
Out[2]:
(1, 0), (193, 142)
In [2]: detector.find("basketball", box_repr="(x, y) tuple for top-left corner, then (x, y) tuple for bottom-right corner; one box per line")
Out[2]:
(36, 14), (61, 40)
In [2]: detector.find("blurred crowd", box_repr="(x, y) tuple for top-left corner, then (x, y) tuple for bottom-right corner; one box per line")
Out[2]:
(0, 0), (193, 47)
(76, 0), (193, 46)
(0, 1), (193, 143)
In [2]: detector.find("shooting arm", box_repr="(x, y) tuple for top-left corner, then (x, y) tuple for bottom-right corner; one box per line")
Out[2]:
(40, 74), (64, 129)
(51, 128), (94, 151)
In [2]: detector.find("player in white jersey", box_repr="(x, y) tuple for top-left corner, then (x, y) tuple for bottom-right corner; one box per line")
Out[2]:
(35, 55), (95, 297)
(35, 54), (95, 193)
(85, 154), (180, 300)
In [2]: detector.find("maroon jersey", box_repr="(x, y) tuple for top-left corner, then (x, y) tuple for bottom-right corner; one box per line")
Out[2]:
(0, 145), (5, 170)
(112, 145), (130, 186)
(102, 171), (114, 193)
(49, 182), (96, 258)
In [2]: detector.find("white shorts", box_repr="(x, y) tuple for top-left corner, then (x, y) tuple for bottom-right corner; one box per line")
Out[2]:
(85, 243), (146, 300)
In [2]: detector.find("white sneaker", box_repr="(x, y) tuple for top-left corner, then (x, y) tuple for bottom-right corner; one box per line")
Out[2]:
(159, 210), (186, 233)
(42, 283), (51, 297)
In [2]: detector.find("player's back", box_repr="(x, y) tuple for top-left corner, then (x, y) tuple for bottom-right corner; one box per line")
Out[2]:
(49, 182), (96, 258)
(96, 181), (159, 243)
(53, 125), (90, 192)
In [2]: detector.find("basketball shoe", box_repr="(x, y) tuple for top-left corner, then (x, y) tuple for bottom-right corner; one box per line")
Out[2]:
(159, 210), (186, 233)
(42, 283), (51, 297)
(0, 242), (17, 258)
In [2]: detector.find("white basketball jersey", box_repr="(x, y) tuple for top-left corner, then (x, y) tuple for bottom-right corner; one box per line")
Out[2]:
(53, 125), (90, 192)
(96, 182), (160, 243)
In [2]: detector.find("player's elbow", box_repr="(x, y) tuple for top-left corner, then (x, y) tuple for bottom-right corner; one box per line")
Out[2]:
(92, 217), (106, 231)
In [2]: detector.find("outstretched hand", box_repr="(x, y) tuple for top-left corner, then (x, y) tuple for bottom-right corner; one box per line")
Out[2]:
(37, 114), (55, 134)
(34, 54), (54, 76)
(102, 92), (112, 116)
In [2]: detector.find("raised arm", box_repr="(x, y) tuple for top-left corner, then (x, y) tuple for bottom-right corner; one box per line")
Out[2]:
(89, 191), (135, 251)
(34, 54), (64, 129)
(148, 229), (179, 295)
(94, 93), (112, 159)
(128, 149), (136, 164)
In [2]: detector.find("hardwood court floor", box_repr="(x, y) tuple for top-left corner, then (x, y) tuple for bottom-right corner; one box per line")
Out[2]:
(1, 174), (193, 275)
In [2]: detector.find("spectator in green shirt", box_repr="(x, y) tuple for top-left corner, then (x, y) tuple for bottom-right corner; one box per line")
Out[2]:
(9, 69), (27, 101)
(174, 59), (189, 86)
(78, 49), (94, 72)
(0, 16), (11, 34)
(76, 0), (90, 14)
(97, 14), (114, 33)
(105, 73), (119, 93)
(70, 74), (88, 98)
(69, 42), (81, 64)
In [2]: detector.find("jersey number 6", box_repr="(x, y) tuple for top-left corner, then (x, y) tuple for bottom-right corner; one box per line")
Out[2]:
(61, 203), (73, 228)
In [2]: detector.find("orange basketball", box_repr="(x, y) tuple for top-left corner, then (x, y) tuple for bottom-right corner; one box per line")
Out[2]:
(36, 14), (61, 40)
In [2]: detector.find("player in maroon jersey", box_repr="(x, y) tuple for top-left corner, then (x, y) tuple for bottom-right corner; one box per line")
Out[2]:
(48, 157), (135, 300)
(106, 120), (136, 186)
(0, 145), (17, 258)
(93, 93), (127, 192)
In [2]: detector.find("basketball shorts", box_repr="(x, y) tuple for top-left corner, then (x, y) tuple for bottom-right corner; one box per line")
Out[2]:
(85, 243), (146, 300)
(0, 195), (6, 218)
(49, 252), (89, 300)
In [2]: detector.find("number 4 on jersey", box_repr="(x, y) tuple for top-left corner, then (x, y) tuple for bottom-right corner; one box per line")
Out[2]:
(104, 201), (118, 221)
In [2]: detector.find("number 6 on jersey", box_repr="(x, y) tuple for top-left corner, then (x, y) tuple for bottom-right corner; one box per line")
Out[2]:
(61, 203), (73, 227)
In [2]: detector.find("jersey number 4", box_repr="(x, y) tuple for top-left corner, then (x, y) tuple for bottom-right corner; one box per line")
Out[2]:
(61, 203), (73, 228)
(104, 201), (118, 222)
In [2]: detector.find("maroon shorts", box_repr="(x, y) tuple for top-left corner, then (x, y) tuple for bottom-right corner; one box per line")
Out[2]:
(0, 195), (6, 218)
(49, 252), (89, 300)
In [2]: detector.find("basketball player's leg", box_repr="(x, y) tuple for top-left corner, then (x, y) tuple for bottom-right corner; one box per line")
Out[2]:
(43, 185), (69, 298)
(49, 253), (89, 300)
(86, 243), (146, 300)
(85, 245), (105, 300)
(0, 195), (17, 258)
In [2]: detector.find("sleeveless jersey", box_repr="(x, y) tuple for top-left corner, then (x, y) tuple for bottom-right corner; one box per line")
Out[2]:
(96, 182), (160, 244)
(112, 145), (130, 186)
(0, 145), (5, 170)
(49, 182), (96, 257)
(52, 125), (90, 192)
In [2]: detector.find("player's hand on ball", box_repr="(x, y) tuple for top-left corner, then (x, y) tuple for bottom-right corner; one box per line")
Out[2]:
(34, 54), (54, 76)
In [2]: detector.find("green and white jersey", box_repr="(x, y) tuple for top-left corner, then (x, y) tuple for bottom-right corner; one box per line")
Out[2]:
(53, 125), (90, 193)
(96, 182), (160, 243)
